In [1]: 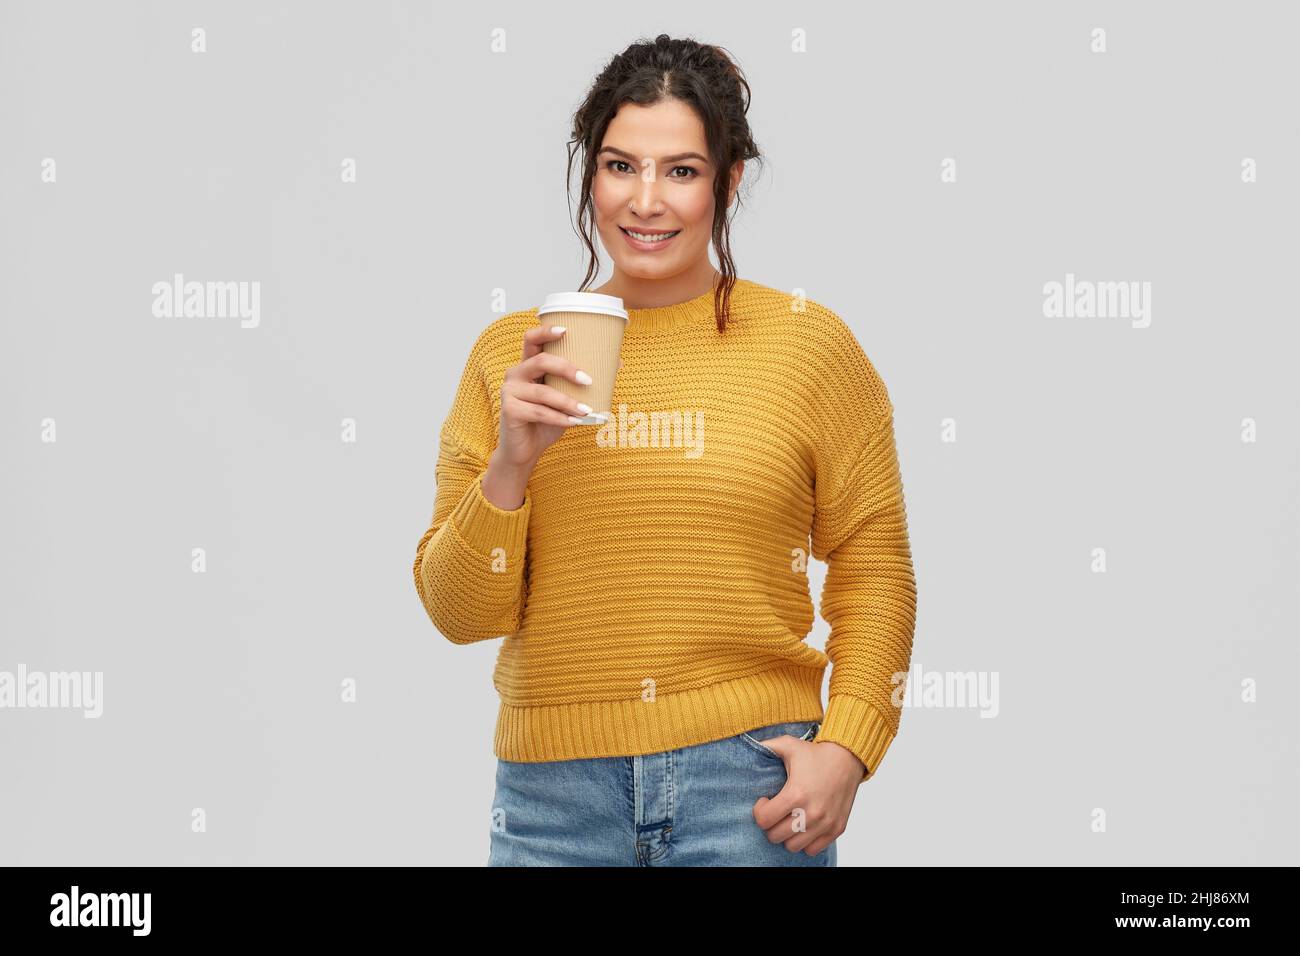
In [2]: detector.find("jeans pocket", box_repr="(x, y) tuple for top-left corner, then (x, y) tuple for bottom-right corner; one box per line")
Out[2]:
(738, 720), (820, 760)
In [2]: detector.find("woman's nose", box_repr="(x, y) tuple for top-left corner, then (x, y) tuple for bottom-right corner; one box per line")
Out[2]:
(630, 170), (665, 211)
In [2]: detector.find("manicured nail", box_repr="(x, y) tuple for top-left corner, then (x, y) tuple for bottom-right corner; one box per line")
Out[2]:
(551, 326), (566, 333)
(576, 370), (593, 385)
(567, 416), (585, 424)
(576, 403), (592, 415)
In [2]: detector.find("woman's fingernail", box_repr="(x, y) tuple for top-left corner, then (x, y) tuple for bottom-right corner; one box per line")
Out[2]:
(576, 370), (593, 385)
(576, 403), (592, 415)
(567, 416), (585, 425)
(551, 326), (566, 334)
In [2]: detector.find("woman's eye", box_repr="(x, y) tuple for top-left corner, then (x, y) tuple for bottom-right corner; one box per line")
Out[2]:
(604, 160), (697, 180)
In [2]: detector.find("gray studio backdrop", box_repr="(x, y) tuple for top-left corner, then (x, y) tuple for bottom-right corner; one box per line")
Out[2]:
(2, 0), (1297, 866)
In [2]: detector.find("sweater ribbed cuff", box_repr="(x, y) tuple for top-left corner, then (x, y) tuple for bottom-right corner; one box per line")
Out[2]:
(816, 693), (897, 783)
(449, 472), (531, 557)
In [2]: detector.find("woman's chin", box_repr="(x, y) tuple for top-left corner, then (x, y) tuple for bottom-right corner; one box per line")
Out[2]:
(604, 252), (682, 279)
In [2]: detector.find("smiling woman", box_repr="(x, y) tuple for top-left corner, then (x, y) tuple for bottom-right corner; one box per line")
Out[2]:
(565, 38), (763, 328)
(414, 33), (919, 868)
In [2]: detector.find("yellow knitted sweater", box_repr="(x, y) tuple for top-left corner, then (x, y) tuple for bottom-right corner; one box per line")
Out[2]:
(413, 278), (918, 782)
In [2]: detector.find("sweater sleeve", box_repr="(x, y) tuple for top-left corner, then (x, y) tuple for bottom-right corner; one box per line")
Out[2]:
(807, 318), (918, 783)
(412, 331), (532, 645)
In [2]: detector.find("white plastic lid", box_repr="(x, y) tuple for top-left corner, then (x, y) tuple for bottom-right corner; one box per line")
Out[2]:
(537, 291), (629, 320)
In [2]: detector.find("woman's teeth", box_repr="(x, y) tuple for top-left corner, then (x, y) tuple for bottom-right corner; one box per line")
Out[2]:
(624, 228), (680, 242)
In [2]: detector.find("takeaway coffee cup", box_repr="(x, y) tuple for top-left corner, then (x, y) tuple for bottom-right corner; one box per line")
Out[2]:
(536, 291), (628, 424)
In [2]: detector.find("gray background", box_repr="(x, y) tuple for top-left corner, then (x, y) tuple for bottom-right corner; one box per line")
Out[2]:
(2, 0), (1296, 866)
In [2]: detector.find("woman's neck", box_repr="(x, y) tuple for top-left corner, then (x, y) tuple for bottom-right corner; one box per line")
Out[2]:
(592, 266), (721, 311)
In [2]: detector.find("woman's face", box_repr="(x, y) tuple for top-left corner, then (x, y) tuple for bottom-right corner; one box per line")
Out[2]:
(591, 98), (732, 282)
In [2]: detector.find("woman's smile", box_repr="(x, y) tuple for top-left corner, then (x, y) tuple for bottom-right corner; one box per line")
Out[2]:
(619, 225), (682, 251)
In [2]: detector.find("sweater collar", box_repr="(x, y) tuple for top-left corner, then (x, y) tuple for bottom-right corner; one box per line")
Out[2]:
(622, 279), (740, 332)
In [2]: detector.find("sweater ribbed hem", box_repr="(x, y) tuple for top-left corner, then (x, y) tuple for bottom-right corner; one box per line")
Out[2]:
(449, 472), (530, 557)
(817, 693), (897, 783)
(492, 663), (827, 762)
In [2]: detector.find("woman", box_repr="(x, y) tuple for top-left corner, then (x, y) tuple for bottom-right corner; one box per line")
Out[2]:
(413, 35), (918, 866)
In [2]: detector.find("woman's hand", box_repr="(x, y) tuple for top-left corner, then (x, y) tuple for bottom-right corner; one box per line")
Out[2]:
(496, 324), (596, 469)
(751, 736), (866, 856)
(481, 323), (625, 511)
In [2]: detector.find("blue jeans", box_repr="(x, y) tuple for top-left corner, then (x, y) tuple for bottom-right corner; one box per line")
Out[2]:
(488, 719), (836, 866)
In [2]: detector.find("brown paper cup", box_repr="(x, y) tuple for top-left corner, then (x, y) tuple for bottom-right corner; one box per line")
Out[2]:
(537, 292), (628, 424)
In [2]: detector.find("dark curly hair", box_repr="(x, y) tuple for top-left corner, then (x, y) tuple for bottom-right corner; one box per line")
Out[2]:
(566, 34), (764, 334)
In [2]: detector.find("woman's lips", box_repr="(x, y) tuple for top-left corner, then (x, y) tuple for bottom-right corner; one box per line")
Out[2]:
(620, 226), (680, 252)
